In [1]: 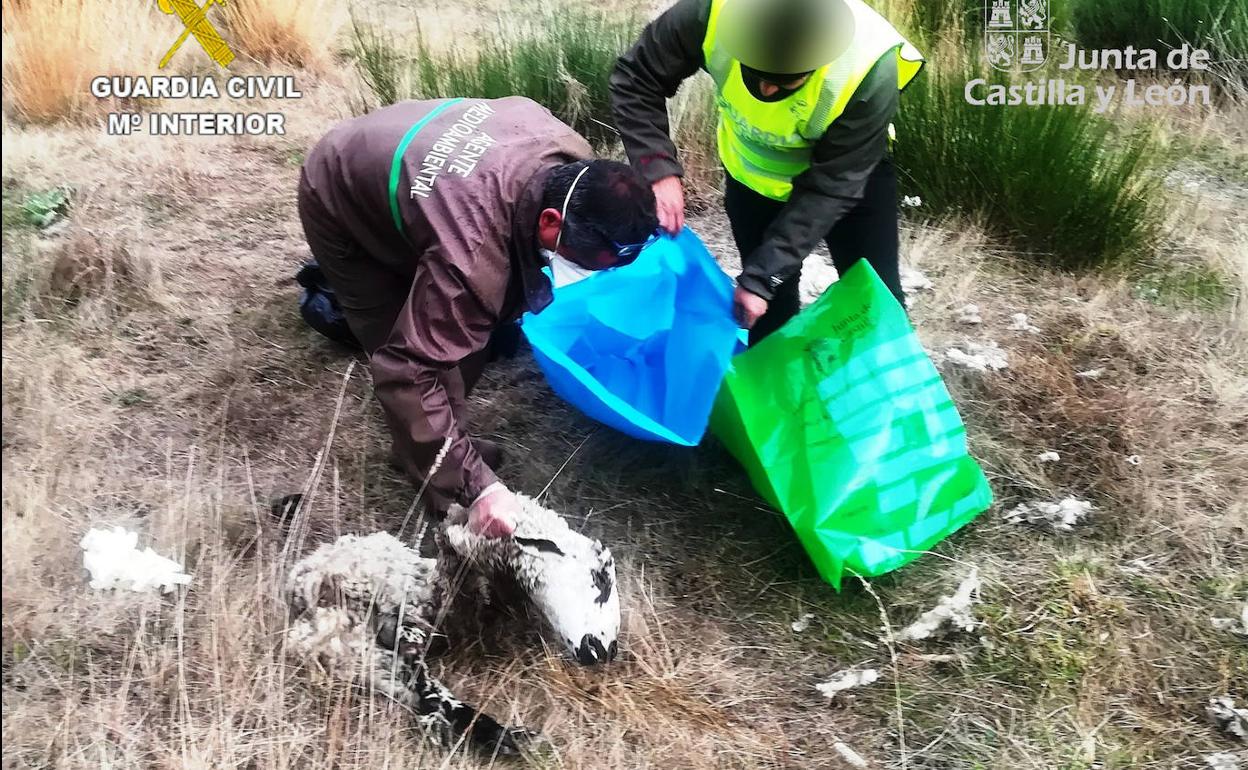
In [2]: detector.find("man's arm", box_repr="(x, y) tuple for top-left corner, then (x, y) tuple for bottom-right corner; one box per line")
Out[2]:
(736, 55), (900, 302)
(370, 253), (499, 512)
(609, 0), (710, 184)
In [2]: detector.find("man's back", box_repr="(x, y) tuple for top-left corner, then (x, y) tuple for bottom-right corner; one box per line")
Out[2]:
(301, 96), (592, 279)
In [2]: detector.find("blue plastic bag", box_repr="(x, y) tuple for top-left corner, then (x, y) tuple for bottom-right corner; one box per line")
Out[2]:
(522, 228), (741, 445)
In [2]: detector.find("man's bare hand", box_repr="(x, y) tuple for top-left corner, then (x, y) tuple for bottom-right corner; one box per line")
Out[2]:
(652, 176), (685, 235)
(733, 285), (769, 329)
(466, 484), (518, 538)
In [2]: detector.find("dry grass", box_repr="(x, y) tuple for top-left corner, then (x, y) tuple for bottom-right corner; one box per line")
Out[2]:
(667, 73), (721, 210)
(0, 0), (201, 124)
(223, 0), (345, 72)
(0, 0), (344, 124)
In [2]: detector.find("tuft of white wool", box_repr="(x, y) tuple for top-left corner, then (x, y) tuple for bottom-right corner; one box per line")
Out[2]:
(956, 304), (983, 325)
(1206, 752), (1241, 770)
(444, 493), (620, 660)
(1211, 603), (1248, 639)
(799, 256), (840, 306)
(1207, 695), (1248, 742)
(1037, 451), (1061, 463)
(815, 668), (879, 699)
(944, 341), (1008, 372)
(832, 741), (871, 769)
(901, 266), (932, 293)
(1005, 497), (1093, 533)
(81, 526), (191, 593)
(895, 568), (981, 643)
(791, 612), (815, 633)
(1009, 312), (1040, 333)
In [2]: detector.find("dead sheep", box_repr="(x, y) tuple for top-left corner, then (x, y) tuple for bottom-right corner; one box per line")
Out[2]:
(281, 493), (620, 756)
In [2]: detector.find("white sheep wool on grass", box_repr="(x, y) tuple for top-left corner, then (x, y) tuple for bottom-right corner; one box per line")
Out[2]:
(283, 492), (620, 757)
(798, 261), (933, 308)
(901, 265), (933, 293)
(1211, 603), (1248, 639)
(1207, 695), (1248, 742)
(1004, 497), (1094, 533)
(944, 341), (1009, 372)
(799, 255), (841, 306)
(1205, 752), (1241, 770)
(815, 668), (880, 699)
(895, 568), (982, 643)
(956, 304), (983, 325)
(1009, 312), (1041, 333)
(80, 526), (191, 593)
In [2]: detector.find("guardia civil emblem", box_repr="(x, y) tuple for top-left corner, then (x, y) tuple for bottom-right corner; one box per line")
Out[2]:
(984, 0), (1049, 72)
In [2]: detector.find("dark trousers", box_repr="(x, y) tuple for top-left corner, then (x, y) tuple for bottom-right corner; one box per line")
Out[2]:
(296, 178), (493, 420)
(724, 156), (903, 346)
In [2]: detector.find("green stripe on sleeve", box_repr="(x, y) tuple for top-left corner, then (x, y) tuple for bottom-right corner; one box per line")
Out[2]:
(388, 98), (465, 234)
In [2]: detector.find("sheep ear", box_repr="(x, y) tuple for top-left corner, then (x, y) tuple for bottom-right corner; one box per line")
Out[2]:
(514, 536), (565, 556)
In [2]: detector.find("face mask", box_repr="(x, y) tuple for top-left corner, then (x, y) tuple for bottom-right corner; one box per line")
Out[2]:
(542, 249), (595, 288)
(739, 66), (814, 102)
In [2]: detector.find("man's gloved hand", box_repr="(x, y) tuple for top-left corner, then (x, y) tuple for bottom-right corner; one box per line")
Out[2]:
(733, 285), (769, 329)
(651, 175), (685, 235)
(466, 482), (518, 538)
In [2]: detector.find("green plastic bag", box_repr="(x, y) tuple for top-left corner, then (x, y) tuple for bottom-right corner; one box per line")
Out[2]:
(710, 260), (992, 589)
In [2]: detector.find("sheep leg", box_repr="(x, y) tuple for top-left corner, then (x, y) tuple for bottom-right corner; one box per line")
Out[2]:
(371, 617), (538, 756)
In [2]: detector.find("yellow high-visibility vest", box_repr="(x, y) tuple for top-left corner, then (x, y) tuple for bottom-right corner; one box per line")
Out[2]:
(703, 0), (924, 201)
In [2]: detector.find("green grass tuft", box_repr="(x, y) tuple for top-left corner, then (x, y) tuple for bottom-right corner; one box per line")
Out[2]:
(19, 186), (72, 229)
(1133, 259), (1236, 309)
(894, 66), (1165, 269)
(349, 15), (405, 109)
(2, 185), (40, 322)
(1070, 0), (1248, 74)
(350, 9), (639, 144)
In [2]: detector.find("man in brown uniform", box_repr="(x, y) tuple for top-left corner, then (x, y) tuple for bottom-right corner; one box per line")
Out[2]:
(298, 97), (658, 538)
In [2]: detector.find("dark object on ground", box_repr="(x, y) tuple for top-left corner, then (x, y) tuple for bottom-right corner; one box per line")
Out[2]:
(296, 261), (362, 349)
(489, 321), (522, 361)
(270, 493), (304, 528)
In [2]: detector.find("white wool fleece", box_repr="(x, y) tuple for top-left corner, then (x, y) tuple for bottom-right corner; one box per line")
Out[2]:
(285, 532), (437, 670)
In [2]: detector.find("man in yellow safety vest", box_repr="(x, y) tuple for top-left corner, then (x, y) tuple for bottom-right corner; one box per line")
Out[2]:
(610, 0), (923, 343)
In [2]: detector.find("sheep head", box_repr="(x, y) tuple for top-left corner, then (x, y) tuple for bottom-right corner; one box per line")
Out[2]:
(443, 494), (620, 665)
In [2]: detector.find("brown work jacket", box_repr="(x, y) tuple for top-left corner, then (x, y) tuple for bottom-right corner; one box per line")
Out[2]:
(300, 97), (592, 509)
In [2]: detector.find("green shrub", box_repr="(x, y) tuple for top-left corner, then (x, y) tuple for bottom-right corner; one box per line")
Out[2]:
(1070, 0), (1248, 70)
(349, 16), (404, 108)
(350, 10), (640, 144)
(893, 66), (1164, 268)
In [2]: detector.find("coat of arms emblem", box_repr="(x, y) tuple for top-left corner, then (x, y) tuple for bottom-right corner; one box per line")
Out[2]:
(984, 0), (1049, 72)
